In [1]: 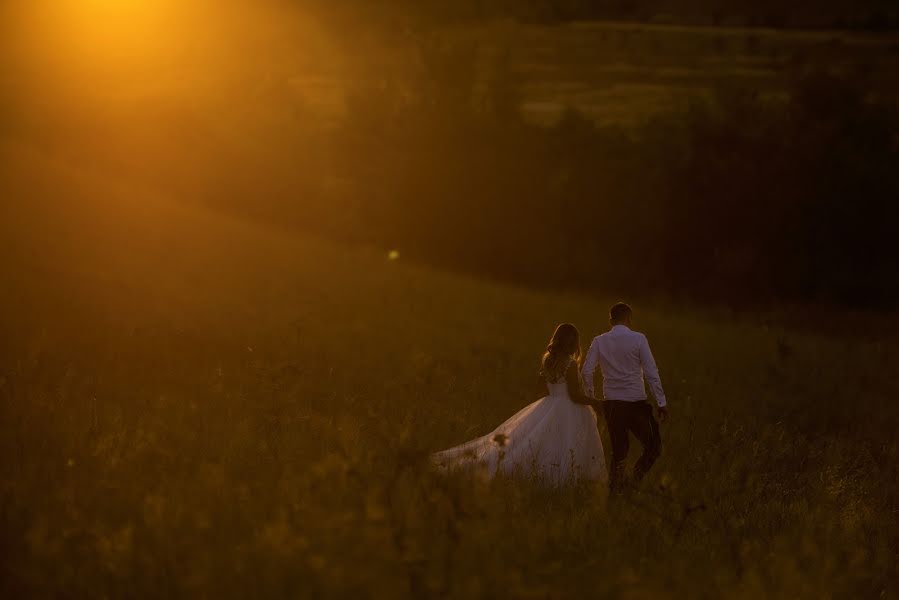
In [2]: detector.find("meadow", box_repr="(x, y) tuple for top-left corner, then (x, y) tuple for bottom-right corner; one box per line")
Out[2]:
(2, 144), (898, 598)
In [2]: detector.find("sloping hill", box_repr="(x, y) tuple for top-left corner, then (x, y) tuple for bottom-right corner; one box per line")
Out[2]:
(1, 144), (897, 597)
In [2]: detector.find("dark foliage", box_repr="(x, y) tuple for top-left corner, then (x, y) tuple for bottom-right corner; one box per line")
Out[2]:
(322, 0), (899, 31)
(329, 60), (899, 308)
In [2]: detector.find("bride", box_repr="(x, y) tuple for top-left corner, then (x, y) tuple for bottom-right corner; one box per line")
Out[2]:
(432, 323), (607, 486)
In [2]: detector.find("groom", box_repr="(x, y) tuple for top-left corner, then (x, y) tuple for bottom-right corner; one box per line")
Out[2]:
(582, 302), (668, 491)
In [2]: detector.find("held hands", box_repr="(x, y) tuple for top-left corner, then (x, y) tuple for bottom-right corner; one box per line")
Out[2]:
(657, 406), (669, 423)
(576, 393), (603, 414)
(583, 396), (603, 416)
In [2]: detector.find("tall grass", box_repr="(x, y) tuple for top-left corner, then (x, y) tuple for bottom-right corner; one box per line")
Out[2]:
(2, 148), (897, 597)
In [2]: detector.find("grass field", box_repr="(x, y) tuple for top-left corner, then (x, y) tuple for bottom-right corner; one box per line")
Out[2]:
(2, 145), (898, 597)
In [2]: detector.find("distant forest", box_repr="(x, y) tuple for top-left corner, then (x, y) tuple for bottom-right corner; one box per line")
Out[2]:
(323, 69), (899, 309)
(324, 0), (899, 30)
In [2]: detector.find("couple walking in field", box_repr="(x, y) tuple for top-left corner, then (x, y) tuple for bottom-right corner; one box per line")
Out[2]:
(433, 302), (668, 492)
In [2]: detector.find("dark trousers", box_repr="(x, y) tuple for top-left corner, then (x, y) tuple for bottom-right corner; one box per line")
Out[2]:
(602, 400), (661, 490)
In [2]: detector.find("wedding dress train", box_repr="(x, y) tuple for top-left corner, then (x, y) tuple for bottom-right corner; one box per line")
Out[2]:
(432, 373), (607, 486)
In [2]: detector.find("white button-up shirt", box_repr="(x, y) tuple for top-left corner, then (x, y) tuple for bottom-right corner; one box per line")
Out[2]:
(581, 325), (667, 407)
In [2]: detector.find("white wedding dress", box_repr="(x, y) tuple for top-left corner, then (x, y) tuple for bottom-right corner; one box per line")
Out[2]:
(432, 360), (607, 486)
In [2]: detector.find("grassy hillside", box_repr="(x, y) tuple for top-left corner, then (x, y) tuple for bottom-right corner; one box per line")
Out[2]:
(1, 145), (898, 597)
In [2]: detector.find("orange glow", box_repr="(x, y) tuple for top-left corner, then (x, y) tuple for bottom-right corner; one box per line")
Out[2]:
(2, 0), (341, 179)
(4, 0), (338, 96)
(9, 0), (182, 80)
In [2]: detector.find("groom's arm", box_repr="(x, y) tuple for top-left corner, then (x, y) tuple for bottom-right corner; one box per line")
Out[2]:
(581, 338), (601, 399)
(639, 334), (667, 409)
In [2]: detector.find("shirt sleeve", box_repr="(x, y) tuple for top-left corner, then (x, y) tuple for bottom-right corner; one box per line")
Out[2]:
(639, 335), (667, 407)
(581, 338), (601, 399)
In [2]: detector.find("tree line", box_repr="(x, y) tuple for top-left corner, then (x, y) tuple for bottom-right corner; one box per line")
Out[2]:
(317, 0), (899, 31)
(317, 52), (899, 308)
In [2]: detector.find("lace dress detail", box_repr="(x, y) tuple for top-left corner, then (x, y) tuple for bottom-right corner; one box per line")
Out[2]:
(540, 355), (572, 384)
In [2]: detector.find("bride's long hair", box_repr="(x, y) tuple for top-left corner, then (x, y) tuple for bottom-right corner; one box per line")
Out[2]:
(540, 323), (581, 382)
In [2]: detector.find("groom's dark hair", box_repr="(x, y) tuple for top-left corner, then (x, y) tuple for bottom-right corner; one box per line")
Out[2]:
(609, 302), (632, 323)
